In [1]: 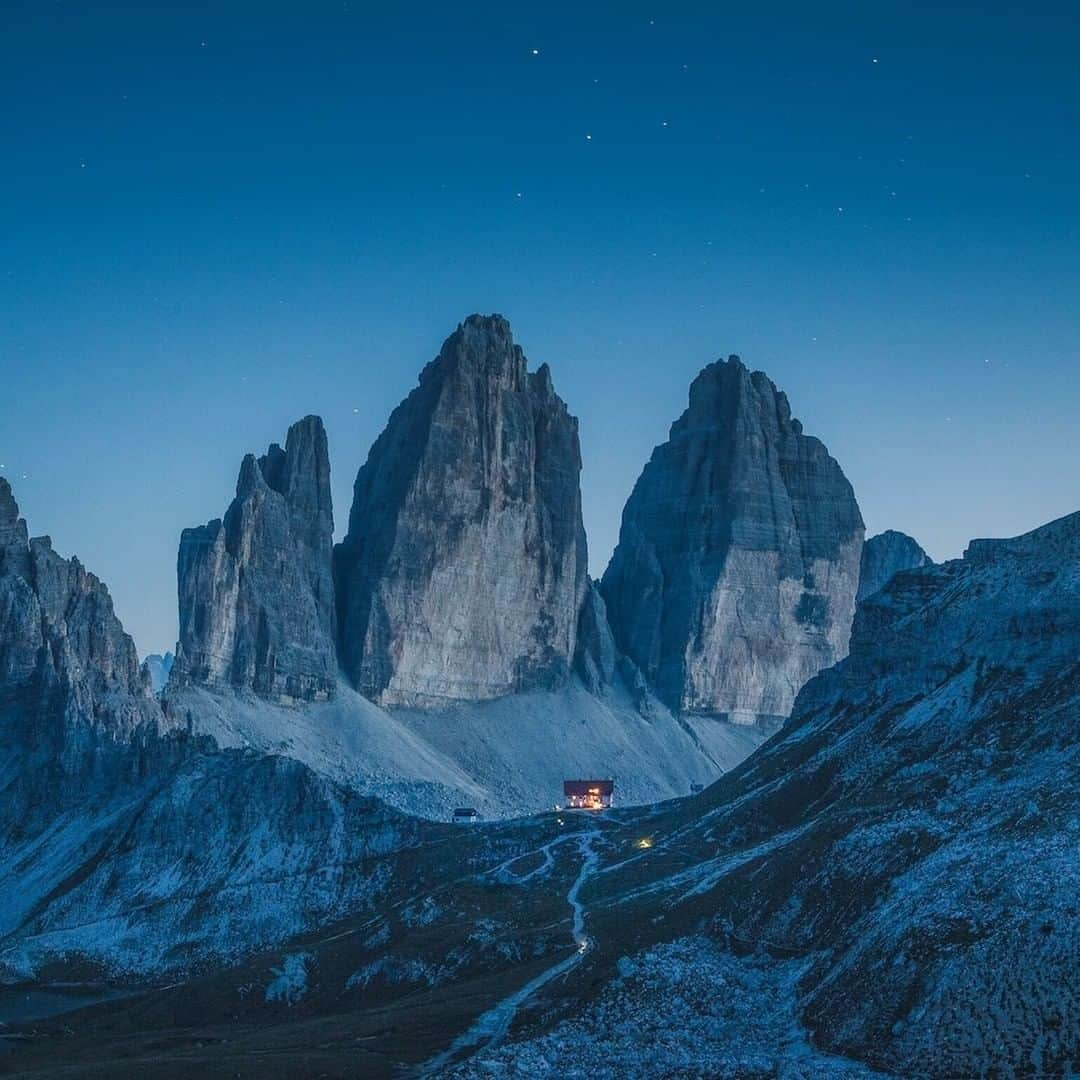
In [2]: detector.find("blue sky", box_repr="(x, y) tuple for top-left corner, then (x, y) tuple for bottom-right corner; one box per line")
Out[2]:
(2, 1), (1078, 654)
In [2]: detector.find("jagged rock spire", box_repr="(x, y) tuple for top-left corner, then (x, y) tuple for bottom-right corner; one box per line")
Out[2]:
(172, 415), (337, 702)
(335, 314), (588, 706)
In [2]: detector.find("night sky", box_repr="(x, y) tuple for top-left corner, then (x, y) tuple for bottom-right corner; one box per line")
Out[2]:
(2, 2), (1078, 656)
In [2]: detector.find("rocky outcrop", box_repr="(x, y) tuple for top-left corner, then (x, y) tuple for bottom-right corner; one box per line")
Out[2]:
(0, 477), (164, 767)
(600, 356), (864, 723)
(0, 750), (421, 981)
(335, 315), (588, 706)
(857, 529), (931, 601)
(630, 510), (1080, 1077)
(171, 416), (336, 703)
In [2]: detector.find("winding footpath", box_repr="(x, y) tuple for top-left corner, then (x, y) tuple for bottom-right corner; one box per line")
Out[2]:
(417, 829), (601, 1076)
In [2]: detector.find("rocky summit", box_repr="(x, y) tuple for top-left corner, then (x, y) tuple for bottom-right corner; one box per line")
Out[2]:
(0, 477), (163, 762)
(857, 528), (932, 601)
(334, 314), (588, 706)
(601, 355), (864, 724)
(171, 415), (337, 703)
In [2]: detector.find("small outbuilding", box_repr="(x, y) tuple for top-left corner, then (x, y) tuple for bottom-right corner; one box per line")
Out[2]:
(563, 779), (614, 810)
(453, 807), (480, 824)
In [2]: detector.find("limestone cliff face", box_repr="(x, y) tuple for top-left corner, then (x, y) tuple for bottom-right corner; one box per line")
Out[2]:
(335, 315), (588, 706)
(0, 477), (163, 765)
(600, 356), (864, 723)
(857, 529), (931, 602)
(171, 416), (337, 703)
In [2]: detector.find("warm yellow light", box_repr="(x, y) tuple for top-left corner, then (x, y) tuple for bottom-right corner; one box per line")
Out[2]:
(636, 837), (653, 849)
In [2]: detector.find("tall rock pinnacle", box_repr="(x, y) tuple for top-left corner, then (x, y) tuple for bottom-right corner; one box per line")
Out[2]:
(172, 415), (337, 702)
(335, 314), (588, 706)
(600, 356), (865, 723)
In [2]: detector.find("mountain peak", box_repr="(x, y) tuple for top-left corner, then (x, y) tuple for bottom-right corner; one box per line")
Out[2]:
(0, 477), (28, 557)
(335, 317), (587, 706)
(602, 352), (863, 721)
(857, 529), (932, 602)
(172, 415), (336, 703)
(419, 312), (527, 394)
(0, 476), (17, 525)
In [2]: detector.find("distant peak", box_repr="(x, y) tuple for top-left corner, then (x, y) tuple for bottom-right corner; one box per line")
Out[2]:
(0, 476), (18, 527)
(460, 312), (511, 333)
(235, 453), (266, 497)
(530, 361), (555, 396)
(684, 352), (786, 424)
(422, 314), (528, 391)
(286, 414), (327, 442)
(858, 530), (932, 602)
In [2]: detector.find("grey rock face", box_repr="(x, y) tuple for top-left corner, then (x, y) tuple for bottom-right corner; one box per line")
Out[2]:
(856, 529), (931, 601)
(172, 416), (337, 703)
(335, 314), (588, 706)
(600, 356), (864, 722)
(0, 477), (163, 762)
(666, 510), (1080, 1077)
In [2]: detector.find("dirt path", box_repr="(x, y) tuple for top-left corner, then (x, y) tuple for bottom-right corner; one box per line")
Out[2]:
(417, 829), (601, 1075)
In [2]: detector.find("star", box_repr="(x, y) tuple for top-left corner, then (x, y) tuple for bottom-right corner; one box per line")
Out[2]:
(585, 133), (592, 141)
(531, 48), (539, 56)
